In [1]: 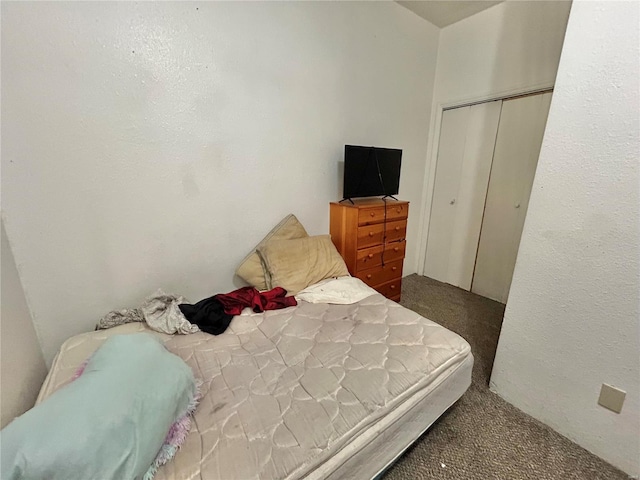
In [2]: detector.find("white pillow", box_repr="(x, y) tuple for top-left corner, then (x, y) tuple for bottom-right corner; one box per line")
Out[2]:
(295, 276), (377, 304)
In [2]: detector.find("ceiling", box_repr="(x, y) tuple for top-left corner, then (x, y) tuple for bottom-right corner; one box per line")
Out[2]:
(397, 1), (504, 28)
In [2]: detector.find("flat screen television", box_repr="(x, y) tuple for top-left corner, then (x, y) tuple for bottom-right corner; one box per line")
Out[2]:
(343, 145), (402, 200)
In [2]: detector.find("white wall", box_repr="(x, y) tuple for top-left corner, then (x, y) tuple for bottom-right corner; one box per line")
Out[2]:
(490, 1), (640, 476)
(418, 1), (571, 273)
(432, 0), (572, 105)
(1, 221), (48, 428)
(1, 2), (439, 363)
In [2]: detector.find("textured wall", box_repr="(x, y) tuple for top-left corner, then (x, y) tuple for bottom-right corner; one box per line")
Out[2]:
(1, 2), (439, 363)
(433, 0), (571, 104)
(1, 222), (47, 428)
(490, 1), (640, 475)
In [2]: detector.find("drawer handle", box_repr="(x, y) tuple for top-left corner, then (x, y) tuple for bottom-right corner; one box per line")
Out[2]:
(390, 285), (396, 290)
(370, 212), (375, 217)
(367, 274), (372, 279)
(395, 226), (400, 231)
(392, 266), (397, 271)
(369, 232), (374, 237)
(394, 247), (399, 252)
(396, 208), (401, 213)
(368, 253), (374, 259)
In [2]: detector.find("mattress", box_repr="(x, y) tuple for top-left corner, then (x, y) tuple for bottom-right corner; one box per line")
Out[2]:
(38, 294), (473, 480)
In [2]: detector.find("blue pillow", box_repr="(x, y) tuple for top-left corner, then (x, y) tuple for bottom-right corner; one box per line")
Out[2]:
(1, 333), (199, 480)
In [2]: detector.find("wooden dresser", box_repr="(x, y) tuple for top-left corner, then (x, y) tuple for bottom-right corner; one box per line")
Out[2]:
(330, 198), (409, 302)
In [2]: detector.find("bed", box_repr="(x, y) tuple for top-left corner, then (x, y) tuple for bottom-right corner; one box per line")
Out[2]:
(38, 291), (472, 480)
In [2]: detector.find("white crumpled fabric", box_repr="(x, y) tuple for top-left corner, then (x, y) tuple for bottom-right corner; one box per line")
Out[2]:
(295, 276), (378, 304)
(140, 290), (199, 335)
(96, 290), (199, 335)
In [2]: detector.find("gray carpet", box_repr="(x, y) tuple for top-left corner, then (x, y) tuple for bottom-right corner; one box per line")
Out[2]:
(383, 274), (628, 480)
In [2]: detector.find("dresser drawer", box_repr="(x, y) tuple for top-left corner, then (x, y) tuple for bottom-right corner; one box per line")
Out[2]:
(358, 203), (409, 226)
(377, 278), (402, 299)
(355, 241), (406, 271)
(357, 220), (407, 249)
(355, 260), (403, 287)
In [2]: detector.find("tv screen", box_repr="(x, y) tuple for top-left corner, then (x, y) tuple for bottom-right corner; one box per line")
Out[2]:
(343, 145), (402, 199)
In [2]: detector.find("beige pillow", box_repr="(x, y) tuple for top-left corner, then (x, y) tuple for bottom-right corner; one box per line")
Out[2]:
(257, 235), (350, 294)
(235, 214), (308, 290)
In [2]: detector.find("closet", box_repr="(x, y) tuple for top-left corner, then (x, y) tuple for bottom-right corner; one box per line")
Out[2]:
(424, 91), (552, 303)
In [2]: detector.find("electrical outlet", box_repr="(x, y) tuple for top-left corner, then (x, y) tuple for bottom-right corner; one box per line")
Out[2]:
(598, 384), (626, 413)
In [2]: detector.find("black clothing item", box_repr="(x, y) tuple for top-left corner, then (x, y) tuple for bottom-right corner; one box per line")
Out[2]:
(178, 297), (232, 335)
(180, 286), (296, 336)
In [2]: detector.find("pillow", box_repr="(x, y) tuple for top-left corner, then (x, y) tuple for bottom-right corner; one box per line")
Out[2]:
(0, 334), (199, 480)
(257, 235), (350, 294)
(235, 214), (308, 291)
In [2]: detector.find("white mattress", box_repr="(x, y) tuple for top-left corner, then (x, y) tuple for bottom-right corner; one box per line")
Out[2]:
(38, 294), (473, 480)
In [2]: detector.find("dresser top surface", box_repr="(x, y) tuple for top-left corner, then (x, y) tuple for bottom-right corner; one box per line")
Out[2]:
(330, 198), (409, 209)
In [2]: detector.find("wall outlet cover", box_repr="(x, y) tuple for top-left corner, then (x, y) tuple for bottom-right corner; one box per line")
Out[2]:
(597, 384), (626, 414)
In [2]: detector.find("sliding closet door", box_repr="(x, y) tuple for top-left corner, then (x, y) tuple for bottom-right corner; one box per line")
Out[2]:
(472, 92), (553, 303)
(425, 101), (502, 289)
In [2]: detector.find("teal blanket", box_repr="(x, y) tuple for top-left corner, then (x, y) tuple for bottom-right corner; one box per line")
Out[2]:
(1, 333), (198, 480)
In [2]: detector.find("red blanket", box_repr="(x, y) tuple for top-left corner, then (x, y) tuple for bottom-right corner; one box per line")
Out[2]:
(214, 286), (297, 315)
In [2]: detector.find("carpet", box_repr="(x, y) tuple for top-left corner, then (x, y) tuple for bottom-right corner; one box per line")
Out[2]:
(382, 274), (628, 480)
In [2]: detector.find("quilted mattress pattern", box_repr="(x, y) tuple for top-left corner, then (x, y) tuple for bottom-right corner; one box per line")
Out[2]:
(39, 294), (471, 480)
